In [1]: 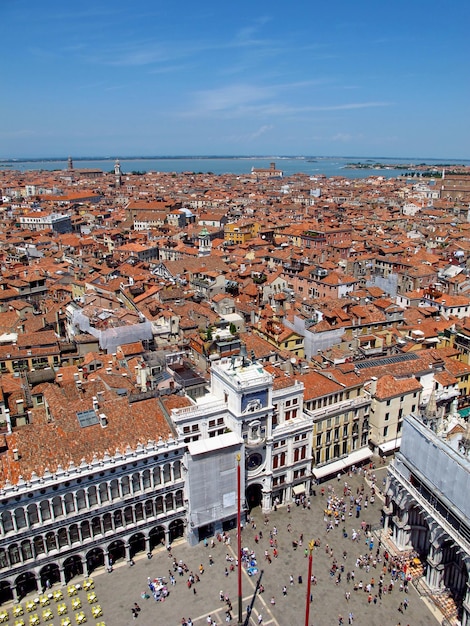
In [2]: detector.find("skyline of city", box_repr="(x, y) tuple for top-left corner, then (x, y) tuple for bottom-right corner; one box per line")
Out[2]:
(2, 0), (469, 159)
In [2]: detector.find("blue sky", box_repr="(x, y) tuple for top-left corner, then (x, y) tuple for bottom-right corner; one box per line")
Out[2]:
(2, 0), (469, 159)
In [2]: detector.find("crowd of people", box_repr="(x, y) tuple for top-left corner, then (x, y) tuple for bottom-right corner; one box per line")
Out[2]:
(129, 462), (424, 625)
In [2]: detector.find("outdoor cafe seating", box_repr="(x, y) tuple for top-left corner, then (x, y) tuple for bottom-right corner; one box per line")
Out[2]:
(87, 592), (97, 604)
(58, 603), (68, 616)
(42, 607), (54, 621)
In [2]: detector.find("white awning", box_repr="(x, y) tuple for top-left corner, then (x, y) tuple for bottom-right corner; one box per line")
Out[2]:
(345, 447), (373, 467)
(379, 438), (401, 454)
(312, 458), (346, 480)
(292, 484), (305, 496)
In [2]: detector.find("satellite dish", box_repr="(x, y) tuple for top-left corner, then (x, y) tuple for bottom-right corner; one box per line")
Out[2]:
(290, 357), (297, 364)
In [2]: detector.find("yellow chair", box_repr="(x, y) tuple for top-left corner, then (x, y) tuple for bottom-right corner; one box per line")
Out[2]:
(42, 607), (54, 621)
(61, 618), (72, 626)
(95, 623), (105, 626)
(26, 601), (36, 613)
(67, 586), (77, 597)
(53, 590), (63, 602)
(87, 592), (97, 604)
(0, 610), (8, 624)
(28, 615), (40, 626)
(39, 595), (50, 607)
(71, 598), (81, 611)
(13, 606), (24, 617)
(75, 612), (87, 624)
(57, 603), (68, 616)
(83, 579), (94, 592)
(14, 619), (25, 626)
(91, 605), (102, 619)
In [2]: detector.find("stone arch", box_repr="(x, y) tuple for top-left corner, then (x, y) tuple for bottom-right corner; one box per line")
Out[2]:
(0, 580), (13, 605)
(108, 540), (125, 564)
(169, 519), (184, 543)
(407, 504), (429, 557)
(149, 526), (165, 551)
(129, 532), (146, 559)
(246, 483), (263, 510)
(39, 563), (60, 590)
(63, 555), (83, 583)
(15, 571), (37, 600)
(86, 548), (104, 576)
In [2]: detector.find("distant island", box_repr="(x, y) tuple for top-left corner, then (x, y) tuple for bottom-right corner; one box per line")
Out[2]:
(345, 161), (470, 178)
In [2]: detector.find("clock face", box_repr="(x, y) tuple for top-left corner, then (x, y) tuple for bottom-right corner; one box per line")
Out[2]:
(247, 452), (263, 470)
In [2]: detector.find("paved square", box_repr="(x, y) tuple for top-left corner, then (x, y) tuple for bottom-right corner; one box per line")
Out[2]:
(5, 462), (444, 626)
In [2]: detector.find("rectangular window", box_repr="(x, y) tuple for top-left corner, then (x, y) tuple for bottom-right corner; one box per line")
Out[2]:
(383, 426), (389, 437)
(385, 412), (390, 421)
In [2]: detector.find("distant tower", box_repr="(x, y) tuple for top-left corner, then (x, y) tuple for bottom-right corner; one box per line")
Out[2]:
(68, 156), (73, 170)
(198, 227), (212, 257)
(114, 159), (122, 188)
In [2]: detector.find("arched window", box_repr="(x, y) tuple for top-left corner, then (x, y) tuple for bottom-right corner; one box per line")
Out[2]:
(88, 486), (98, 507)
(175, 490), (184, 508)
(8, 544), (20, 565)
(69, 525), (80, 544)
(76, 490), (87, 511)
(142, 470), (151, 489)
(103, 513), (113, 533)
(173, 461), (181, 480)
(165, 493), (174, 511)
(81, 521), (91, 541)
(163, 464), (171, 483)
(58, 528), (69, 548)
(144, 500), (154, 518)
(113, 511), (123, 529)
(52, 496), (63, 518)
(27, 503), (39, 526)
(99, 482), (109, 504)
(132, 473), (141, 493)
(155, 496), (164, 515)
(0, 548), (8, 568)
(110, 479), (119, 500)
(64, 493), (75, 514)
(14, 508), (27, 529)
(91, 518), (102, 537)
(121, 477), (130, 496)
(21, 540), (33, 561)
(124, 507), (133, 525)
(33, 536), (45, 556)
(135, 503), (144, 522)
(1, 510), (13, 533)
(153, 467), (161, 486)
(46, 532), (57, 552)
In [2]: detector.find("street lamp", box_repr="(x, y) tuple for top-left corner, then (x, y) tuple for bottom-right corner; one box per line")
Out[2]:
(304, 539), (315, 626)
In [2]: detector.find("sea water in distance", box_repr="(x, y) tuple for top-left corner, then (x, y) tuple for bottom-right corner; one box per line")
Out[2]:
(0, 156), (468, 179)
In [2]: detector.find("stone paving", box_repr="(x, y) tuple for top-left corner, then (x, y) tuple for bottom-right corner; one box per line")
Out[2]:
(5, 460), (445, 626)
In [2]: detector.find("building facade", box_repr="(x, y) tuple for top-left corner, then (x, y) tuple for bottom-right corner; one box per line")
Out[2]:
(383, 413), (470, 625)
